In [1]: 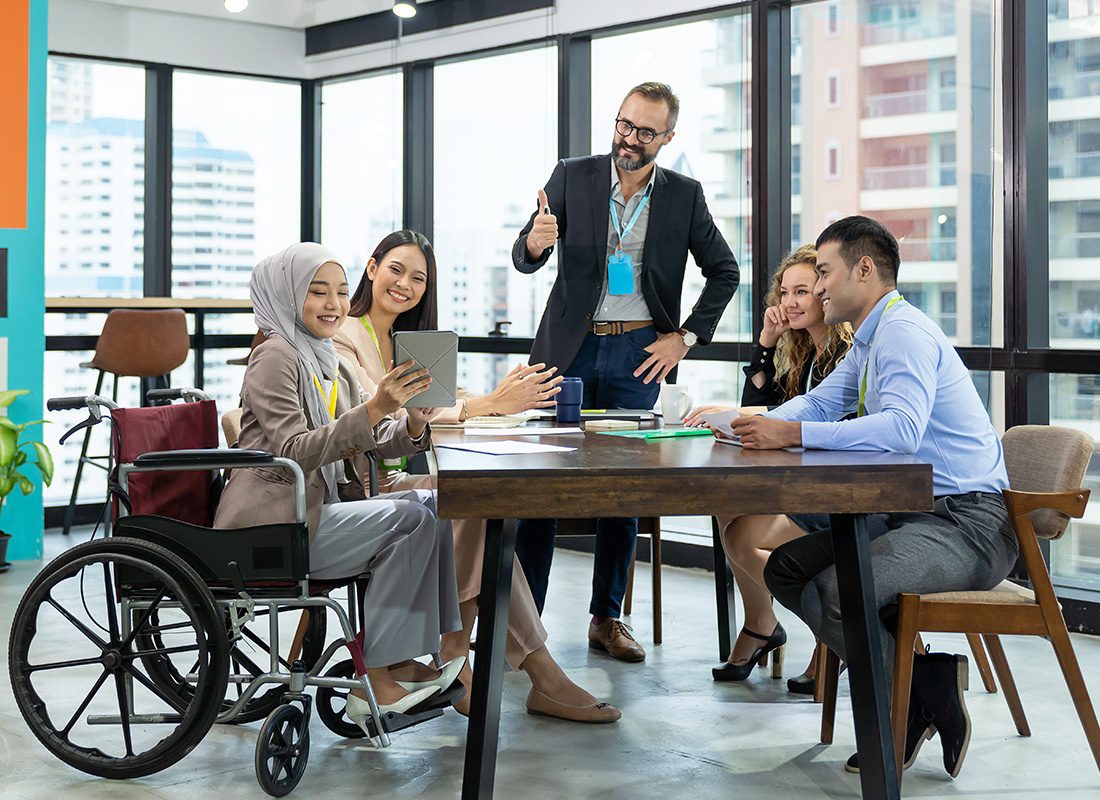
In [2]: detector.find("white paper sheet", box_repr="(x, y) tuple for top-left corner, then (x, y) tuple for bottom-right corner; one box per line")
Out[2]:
(436, 441), (577, 456)
(462, 427), (583, 437)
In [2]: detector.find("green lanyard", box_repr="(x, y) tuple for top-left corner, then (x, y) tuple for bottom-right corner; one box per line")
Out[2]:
(359, 314), (407, 472)
(359, 314), (386, 370)
(857, 294), (904, 418)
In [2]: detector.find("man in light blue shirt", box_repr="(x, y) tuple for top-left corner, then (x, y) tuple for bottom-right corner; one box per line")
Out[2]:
(733, 216), (1018, 779)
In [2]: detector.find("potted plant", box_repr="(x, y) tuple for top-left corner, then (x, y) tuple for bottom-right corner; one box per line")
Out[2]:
(0, 390), (53, 572)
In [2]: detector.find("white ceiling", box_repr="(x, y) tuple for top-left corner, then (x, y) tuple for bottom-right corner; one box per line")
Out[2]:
(75, 0), (437, 29)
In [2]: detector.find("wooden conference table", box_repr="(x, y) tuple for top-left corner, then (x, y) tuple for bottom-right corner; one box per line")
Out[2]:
(434, 423), (933, 800)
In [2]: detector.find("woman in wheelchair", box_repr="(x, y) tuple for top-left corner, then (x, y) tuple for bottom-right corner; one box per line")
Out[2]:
(333, 230), (621, 724)
(214, 242), (464, 728)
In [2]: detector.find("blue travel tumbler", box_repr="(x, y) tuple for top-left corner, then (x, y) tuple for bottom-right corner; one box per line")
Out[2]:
(555, 377), (583, 424)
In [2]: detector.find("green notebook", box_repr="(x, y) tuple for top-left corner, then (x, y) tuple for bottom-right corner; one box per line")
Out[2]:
(597, 428), (714, 441)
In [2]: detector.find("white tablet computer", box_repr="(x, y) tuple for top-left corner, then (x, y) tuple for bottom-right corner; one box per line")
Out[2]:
(392, 330), (459, 409)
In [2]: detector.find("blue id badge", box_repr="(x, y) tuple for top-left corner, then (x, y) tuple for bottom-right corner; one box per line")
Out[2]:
(608, 251), (635, 295)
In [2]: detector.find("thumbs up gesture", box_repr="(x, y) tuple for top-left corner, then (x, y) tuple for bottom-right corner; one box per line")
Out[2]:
(526, 188), (559, 260)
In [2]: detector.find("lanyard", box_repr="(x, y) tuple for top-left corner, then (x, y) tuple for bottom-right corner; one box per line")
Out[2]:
(857, 294), (905, 417)
(360, 314), (386, 370)
(312, 374), (338, 419)
(359, 314), (407, 472)
(608, 185), (652, 254)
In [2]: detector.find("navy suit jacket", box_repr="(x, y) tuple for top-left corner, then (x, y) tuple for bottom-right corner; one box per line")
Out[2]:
(512, 154), (740, 379)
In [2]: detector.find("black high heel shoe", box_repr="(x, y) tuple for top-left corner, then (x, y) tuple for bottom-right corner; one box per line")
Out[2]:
(712, 622), (787, 682)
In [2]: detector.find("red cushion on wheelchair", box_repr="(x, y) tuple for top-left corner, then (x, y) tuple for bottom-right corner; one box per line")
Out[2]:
(113, 399), (219, 526)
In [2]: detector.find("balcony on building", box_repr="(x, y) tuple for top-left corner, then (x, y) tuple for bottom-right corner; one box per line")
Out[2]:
(861, 12), (957, 48)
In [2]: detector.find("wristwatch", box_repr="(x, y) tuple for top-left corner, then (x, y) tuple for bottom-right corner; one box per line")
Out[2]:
(679, 329), (698, 348)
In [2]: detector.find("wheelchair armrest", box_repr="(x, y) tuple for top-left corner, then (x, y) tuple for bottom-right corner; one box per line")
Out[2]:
(120, 451), (309, 526)
(134, 448), (276, 469)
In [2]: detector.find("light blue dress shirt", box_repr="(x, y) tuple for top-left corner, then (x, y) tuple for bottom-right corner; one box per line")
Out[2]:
(764, 289), (1008, 497)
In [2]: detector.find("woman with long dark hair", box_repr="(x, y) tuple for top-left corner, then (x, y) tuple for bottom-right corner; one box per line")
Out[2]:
(333, 230), (620, 724)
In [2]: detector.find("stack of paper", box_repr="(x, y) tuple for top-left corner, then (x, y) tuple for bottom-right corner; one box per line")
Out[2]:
(437, 441), (576, 456)
(463, 427), (583, 437)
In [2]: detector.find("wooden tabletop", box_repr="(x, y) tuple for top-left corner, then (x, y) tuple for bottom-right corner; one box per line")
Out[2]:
(46, 297), (252, 311)
(433, 426), (933, 520)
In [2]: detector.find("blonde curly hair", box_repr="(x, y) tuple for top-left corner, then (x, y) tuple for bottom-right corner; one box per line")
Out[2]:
(766, 244), (854, 402)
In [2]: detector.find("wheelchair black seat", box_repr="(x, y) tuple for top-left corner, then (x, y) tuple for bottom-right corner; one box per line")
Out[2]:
(115, 515), (309, 590)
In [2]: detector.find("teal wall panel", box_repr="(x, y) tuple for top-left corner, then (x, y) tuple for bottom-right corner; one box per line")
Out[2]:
(0, 0), (47, 560)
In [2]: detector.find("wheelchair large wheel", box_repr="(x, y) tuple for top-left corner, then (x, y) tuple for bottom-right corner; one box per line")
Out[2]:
(255, 703), (310, 797)
(8, 537), (229, 779)
(136, 605), (326, 725)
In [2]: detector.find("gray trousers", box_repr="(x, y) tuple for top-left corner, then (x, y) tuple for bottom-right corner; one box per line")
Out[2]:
(763, 492), (1019, 676)
(310, 489), (461, 669)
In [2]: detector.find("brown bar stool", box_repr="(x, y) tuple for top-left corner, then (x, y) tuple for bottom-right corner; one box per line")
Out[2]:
(62, 308), (190, 535)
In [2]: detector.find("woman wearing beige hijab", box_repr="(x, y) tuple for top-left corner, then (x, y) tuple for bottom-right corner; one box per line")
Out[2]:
(215, 242), (463, 731)
(334, 230), (620, 724)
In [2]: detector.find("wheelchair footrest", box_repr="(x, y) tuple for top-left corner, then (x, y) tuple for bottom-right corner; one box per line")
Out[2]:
(416, 681), (466, 714)
(364, 706), (445, 738)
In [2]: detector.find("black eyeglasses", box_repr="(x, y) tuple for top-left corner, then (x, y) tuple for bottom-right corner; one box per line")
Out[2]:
(615, 117), (672, 145)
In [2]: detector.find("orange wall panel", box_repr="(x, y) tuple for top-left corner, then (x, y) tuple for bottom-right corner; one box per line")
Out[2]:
(0, 0), (29, 229)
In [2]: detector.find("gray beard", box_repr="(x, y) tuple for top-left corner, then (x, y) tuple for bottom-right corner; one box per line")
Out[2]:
(612, 143), (655, 172)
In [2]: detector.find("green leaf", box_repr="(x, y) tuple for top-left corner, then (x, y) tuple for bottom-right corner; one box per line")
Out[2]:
(30, 442), (53, 486)
(0, 476), (16, 499)
(0, 390), (29, 408)
(14, 451), (26, 466)
(15, 473), (34, 496)
(0, 427), (17, 467)
(0, 418), (19, 432)
(15, 419), (47, 429)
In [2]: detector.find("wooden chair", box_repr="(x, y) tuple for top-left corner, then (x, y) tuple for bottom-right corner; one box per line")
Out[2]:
(819, 425), (1100, 779)
(556, 517), (663, 645)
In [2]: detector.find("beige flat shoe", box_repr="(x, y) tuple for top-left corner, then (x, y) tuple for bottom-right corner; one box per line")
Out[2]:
(525, 687), (622, 724)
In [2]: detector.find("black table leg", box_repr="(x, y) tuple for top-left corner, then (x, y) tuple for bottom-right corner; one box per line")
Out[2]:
(461, 517), (517, 800)
(829, 513), (899, 800)
(712, 516), (737, 661)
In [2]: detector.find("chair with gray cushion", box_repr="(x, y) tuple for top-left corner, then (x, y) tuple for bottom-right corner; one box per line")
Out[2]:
(819, 424), (1100, 779)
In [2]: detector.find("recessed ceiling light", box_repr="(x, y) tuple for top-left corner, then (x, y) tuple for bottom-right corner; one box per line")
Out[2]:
(393, 0), (418, 19)
(224, 0), (248, 13)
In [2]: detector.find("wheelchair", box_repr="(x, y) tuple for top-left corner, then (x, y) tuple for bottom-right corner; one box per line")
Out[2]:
(7, 389), (461, 797)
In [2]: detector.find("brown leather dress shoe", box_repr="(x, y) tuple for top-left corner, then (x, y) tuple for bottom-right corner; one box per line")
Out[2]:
(588, 619), (646, 663)
(525, 688), (622, 723)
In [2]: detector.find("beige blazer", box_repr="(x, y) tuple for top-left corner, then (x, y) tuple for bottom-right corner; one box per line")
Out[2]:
(214, 335), (426, 539)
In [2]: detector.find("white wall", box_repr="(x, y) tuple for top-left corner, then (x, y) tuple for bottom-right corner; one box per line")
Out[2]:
(50, 0), (731, 79)
(49, 0), (305, 77)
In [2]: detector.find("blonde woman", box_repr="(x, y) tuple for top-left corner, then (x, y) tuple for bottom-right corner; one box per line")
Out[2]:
(685, 244), (853, 691)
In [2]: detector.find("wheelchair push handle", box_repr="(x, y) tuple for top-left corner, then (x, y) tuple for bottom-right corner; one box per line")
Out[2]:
(47, 394), (119, 413)
(146, 387), (212, 404)
(47, 396), (87, 412)
(49, 395), (119, 445)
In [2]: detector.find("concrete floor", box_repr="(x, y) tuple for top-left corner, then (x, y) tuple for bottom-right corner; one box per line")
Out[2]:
(2, 530), (1100, 799)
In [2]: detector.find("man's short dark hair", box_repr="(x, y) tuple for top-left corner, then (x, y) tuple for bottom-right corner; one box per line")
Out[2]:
(815, 215), (901, 284)
(623, 82), (680, 131)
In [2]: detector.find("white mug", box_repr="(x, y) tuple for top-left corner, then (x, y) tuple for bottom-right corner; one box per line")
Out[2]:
(660, 384), (693, 425)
